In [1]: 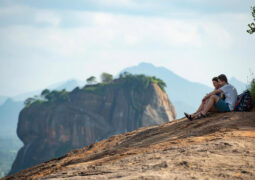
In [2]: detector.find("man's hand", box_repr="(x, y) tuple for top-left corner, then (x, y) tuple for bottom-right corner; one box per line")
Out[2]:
(202, 89), (221, 103)
(202, 94), (209, 103)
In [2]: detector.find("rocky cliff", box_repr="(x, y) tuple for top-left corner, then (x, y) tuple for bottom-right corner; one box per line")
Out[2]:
(8, 76), (176, 175)
(3, 110), (255, 180)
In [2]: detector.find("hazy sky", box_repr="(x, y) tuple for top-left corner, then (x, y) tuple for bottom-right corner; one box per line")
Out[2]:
(0, 0), (254, 96)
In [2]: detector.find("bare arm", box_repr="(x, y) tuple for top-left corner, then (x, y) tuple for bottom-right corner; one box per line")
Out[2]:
(202, 88), (223, 102)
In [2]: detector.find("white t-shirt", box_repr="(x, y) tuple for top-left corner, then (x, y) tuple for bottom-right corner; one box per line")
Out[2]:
(220, 83), (237, 111)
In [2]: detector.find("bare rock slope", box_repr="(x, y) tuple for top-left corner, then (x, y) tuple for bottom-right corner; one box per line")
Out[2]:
(3, 110), (255, 180)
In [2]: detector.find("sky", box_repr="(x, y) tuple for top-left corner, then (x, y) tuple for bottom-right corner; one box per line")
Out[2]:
(0, 0), (254, 96)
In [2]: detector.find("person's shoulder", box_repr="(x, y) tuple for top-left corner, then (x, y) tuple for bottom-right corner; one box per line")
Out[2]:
(220, 84), (228, 89)
(223, 83), (235, 88)
(228, 83), (238, 91)
(228, 83), (236, 89)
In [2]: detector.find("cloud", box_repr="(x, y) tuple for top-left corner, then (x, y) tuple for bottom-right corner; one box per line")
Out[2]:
(0, 10), (205, 59)
(35, 10), (61, 27)
(1, 4), (242, 61)
(3, 0), (254, 16)
(0, 0), (254, 96)
(92, 0), (135, 7)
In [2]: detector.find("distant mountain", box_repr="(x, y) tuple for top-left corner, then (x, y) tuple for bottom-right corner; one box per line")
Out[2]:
(0, 98), (24, 137)
(0, 98), (24, 177)
(12, 79), (84, 102)
(0, 96), (8, 106)
(0, 136), (22, 178)
(45, 79), (85, 91)
(229, 77), (248, 94)
(0, 79), (84, 138)
(119, 62), (213, 118)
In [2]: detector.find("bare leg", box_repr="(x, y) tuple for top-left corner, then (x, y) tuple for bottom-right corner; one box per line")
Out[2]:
(209, 105), (218, 112)
(201, 95), (219, 115)
(191, 99), (209, 118)
(202, 100), (218, 113)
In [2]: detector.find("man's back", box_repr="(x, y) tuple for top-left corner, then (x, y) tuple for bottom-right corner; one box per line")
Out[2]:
(220, 83), (237, 111)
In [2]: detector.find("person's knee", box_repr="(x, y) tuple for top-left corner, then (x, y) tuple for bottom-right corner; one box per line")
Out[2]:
(210, 95), (218, 102)
(209, 95), (216, 99)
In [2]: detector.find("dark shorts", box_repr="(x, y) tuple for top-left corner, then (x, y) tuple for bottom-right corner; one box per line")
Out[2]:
(214, 98), (230, 112)
(216, 93), (221, 97)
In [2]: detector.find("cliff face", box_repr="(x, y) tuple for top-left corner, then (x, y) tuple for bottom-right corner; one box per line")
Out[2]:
(9, 81), (176, 175)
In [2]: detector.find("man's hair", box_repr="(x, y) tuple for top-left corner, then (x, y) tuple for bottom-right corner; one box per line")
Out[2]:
(218, 74), (228, 83)
(212, 77), (218, 82)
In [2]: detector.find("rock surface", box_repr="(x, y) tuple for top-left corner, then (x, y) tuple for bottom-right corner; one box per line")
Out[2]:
(3, 110), (255, 180)
(9, 82), (176, 175)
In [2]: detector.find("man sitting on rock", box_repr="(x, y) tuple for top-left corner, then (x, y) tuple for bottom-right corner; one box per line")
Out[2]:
(185, 74), (237, 120)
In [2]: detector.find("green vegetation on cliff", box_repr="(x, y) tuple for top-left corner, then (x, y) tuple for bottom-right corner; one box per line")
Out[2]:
(24, 73), (166, 108)
(24, 89), (69, 108)
(82, 72), (166, 118)
(83, 72), (166, 95)
(101, 72), (113, 83)
(118, 72), (166, 92)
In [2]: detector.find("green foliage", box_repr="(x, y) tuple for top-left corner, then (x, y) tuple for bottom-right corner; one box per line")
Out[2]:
(101, 72), (113, 83)
(24, 89), (70, 108)
(24, 73), (166, 108)
(119, 72), (167, 92)
(41, 89), (50, 97)
(247, 6), (255, 34)
(44, 89), (69, 102)
(151, 76), (167, 92)
(118, 73), (151, 92)
(86, 76), (97, 85)
(83, 83), (107, 96)
(116, 72), (166, 113)
(119, 71), (130, 79)
(250, 79), (255, 105)
(24, 97), (36, 107)
(82, 72), (166, 96)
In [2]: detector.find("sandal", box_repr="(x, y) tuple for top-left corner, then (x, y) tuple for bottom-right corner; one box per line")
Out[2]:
(184, 112), (193, 121)
(195, 112), (207, 119)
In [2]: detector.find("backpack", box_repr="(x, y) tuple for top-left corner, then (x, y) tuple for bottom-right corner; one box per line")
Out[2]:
(234, 90), (253, 112)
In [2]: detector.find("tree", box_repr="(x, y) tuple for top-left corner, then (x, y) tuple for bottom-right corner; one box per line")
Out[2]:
(24, 97), (36, 107)
(101, 72), (113, 83)
(247, 6), (255, 34)
(119, 71), (131, 79)
(41, 89), (50, 97)
(44, 89), (69, 102)
(86, 76), (97, 85)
